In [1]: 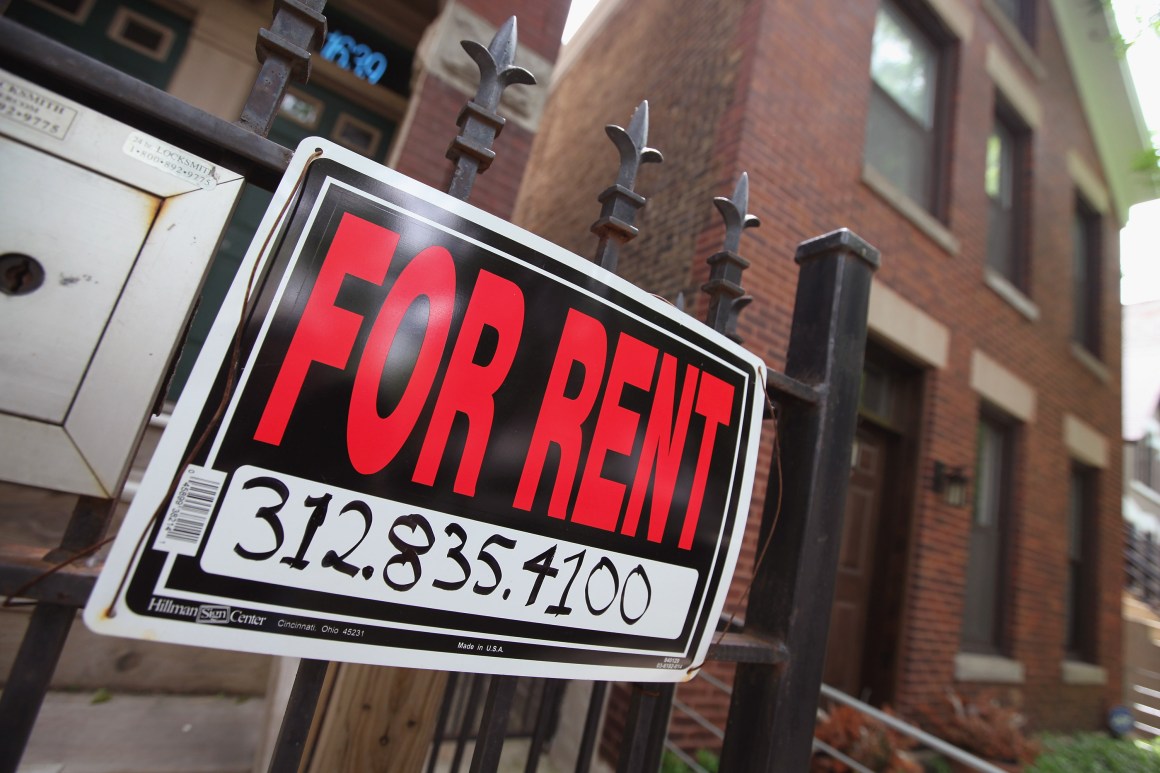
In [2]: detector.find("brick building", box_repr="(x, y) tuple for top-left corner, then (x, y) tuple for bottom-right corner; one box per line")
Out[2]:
(513, 0), (1156, 747)
(3, 0), (1156, 765)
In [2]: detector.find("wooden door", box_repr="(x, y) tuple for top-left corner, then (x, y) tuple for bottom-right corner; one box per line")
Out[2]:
(823, 426), (888, 698)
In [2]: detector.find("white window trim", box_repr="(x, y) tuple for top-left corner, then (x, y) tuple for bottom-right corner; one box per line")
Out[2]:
(955, 652), (1026, 683)
(983, 268), (1040, 321)
(862, 165), (961, 256)
(26, 0), (96, 23)
(107, 7), (177, 62)
(1066, 151), (1111, 215)
(1071, 343), (1110, 383)
(1062, 660), (1107, 686)
(986, 45), (1042, 130)
(1063, 413), (1109, 469)
(868, 280), (950, 368)
(331, 112), (383, 157)
(278, 88), (324, 130)
(980, 0), (1047, 80)
(970, 349), (1037, 422)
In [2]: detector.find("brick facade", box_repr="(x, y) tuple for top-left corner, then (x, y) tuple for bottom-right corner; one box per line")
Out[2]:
(515, 0), (1133, 749)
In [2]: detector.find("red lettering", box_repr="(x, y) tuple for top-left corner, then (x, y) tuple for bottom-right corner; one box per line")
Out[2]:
(620, 357), (699, 543)
(571, 334), (658, 531)
(347, 246), (456, 475)
(254, 214), (398, 446)
(679, 373), (734, 550)
(512, 309), (607, 518)
(413, 271), (525, 495)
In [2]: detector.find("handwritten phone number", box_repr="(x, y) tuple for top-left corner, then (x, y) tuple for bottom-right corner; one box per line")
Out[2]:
(226, 473), (654, 625)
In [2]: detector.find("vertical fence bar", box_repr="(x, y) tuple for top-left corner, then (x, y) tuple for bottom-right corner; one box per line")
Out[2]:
(237, 0), (327, 137)
(427, 672), (462, 773)
(719, 229), (878, 772)
(0, 494), (117, 773)
(445, 17), (535, 200)
(469, 676), (519, 773)
(574, 682), (608, 773)
(266, 659), (330, 773)
(523, 679), (563, 773)
(590, 102), (662, 274)
(614, 682), (673, 773)
(0, 603), (75, 773)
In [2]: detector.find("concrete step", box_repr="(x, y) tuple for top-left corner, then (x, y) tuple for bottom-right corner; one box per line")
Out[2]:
(16, 692), (265, 773)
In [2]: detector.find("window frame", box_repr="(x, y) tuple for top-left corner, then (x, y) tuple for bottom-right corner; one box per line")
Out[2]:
(106, 6), (177, 62)
(864, 0), (958, 221)
(985, 99), (1031, 292)
(1065, 464), (1097, 662)
(962, 410), (1017, 654)
(1072, 194), (1102, 357)
(990, 0), (1036, 44)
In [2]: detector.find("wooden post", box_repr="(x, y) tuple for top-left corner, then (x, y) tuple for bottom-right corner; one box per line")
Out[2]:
(305, 665), (447, 773)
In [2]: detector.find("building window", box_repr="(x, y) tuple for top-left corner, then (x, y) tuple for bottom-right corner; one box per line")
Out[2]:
(107, 6), (176, 61)
(279, 89), (324, 129)
(1138, 433), (1159, 490)
(865, 1), (948, 214)
(962, 413), (1015, 652)
(990, 0), (1035, 42)
(1072, 196), (1101, 356)
(985, 105), (1030, 289)
(1066, 465), (1096, 661)
(25, 0), (95, 22)
(331, 112), (383, 157)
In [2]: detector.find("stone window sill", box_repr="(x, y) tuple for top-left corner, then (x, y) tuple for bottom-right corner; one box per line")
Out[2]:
(1071, 343), (1110, 383)
(981, 0), (1047, 80)
(984, 268), (1039, 321)
(862, 165), (960, 257)
(955, 652), (1026, 684)
(1062, 660), (1107, 686)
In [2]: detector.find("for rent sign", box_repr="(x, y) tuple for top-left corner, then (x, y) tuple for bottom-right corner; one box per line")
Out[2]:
(85, 140), (766, 681)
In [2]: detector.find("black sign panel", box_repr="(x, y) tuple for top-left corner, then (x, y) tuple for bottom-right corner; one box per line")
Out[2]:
(86, 140), (765, 681)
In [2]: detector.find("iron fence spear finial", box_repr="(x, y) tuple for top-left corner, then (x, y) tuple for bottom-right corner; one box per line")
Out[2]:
(703, 172), (760, 343)
(591, 100), (663, 273)
(446, 16), (536, 201)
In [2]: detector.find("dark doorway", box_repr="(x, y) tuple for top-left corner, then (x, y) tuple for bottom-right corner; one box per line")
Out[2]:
(823, 342), (922, 704)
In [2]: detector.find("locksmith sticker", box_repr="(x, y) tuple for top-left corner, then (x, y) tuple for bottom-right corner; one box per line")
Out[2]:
(123, 131), (218, 189)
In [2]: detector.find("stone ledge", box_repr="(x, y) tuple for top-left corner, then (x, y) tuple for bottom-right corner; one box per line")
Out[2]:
(955, 651), (1026, 683)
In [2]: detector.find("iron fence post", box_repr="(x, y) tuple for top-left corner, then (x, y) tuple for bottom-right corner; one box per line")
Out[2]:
(0, 602), (75, 773)
(719, 229), (878, 772)
(237, 0), (328, 138)
(266, 659), (330, 773)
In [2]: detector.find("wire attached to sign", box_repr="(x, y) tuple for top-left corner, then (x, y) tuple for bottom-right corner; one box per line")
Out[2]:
(685, 378), (783, 677)
(102, 147), (326, 618)
(0, 149), (326, 612)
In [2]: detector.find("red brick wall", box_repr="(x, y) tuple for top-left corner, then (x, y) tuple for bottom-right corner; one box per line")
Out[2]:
(516, 0), (1126, 754)
(393, 73), (535, 219)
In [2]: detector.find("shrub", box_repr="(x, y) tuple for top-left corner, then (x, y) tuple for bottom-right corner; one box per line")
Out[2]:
(918, 690), (1039, 765)
(813, 704), (922, 772)
(1029, 733), (1160, 772)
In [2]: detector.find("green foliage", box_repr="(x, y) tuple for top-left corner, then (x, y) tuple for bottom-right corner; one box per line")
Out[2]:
(694, 748), (720, 773)
(660, 748), (721, 773)
(90, 687), (112, 704)
(1028, 733), (1160, 772)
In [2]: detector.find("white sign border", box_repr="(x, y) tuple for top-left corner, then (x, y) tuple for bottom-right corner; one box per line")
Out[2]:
(84, 138), (767, 682)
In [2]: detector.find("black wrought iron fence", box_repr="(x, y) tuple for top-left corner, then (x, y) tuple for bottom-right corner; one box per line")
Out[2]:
(1126, 522), (1160, 609)
(0, 3), (878, 771)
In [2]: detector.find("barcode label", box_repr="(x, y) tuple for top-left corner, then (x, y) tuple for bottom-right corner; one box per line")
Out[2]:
(153, 466), (227, 556)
